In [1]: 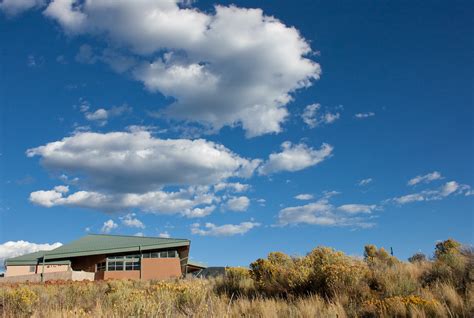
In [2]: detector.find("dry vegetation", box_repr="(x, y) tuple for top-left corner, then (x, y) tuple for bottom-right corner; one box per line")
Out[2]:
(1, 239), (473, 317)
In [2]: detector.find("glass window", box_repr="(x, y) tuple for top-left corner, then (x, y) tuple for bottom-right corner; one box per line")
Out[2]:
(168, 250), (177, 258)
(160, 251), (168, 258)
(151, 252), (160, 258)
(96, 262), (106, 271)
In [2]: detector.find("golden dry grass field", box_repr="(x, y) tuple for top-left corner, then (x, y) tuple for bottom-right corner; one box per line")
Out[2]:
(1, 239), (472, 317)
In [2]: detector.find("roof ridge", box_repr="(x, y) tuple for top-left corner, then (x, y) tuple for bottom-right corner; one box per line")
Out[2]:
(87, 233), (189, 241)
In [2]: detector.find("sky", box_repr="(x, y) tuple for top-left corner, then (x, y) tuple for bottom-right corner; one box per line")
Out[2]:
(0, 0), (473, 268)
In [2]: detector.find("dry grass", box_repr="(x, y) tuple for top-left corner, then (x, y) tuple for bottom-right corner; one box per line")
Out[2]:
(1, 239), (472, 317)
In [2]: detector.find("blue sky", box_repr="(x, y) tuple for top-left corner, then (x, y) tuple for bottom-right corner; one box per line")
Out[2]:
(0, 0), (473, 267)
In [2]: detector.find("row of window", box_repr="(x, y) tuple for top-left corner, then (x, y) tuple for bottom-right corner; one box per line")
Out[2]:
(105, 250), (178, 260)
(96, 261), (141, 271)
(95, 250), (178, 271)
(142, 250), (177, 258)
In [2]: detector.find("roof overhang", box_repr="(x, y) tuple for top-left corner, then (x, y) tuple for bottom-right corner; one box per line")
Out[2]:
(44, 241), (190, 260)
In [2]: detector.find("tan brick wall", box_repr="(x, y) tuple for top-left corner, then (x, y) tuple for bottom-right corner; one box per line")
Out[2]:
(104, 270), (140, 280)
(5, 265), (36, 277)
(142, 258), (182, 280)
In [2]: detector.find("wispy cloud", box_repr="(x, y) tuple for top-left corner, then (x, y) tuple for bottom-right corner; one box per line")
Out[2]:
(101, 219), (118, 234)
(408, 171), (443, 186)
(158, 231), (171, 238)
(354, 112), (375, 119)
(258, 142), (333, 175)
(358, 178), (373, 186)
(191, 221), (260, 236)
(278, 195), (377, 228)
(302, 103), (341, 128)
(295, 194), (314, 200)
(390, 181), (472, 205)
(80, 103), (132, 126)
(120, 213), (145, 229)
(225, 196), (250, 212)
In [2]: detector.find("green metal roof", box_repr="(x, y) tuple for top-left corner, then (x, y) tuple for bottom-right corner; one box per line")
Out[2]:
(42, 234), (189, 260)
(6, 251), (70, 266)
(6, 234), (190, 264)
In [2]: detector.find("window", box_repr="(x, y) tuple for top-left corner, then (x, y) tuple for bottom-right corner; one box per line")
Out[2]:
(96, 262), (106, 271)
(125, 261), (140, 270)
(29, 265), (36, 272)
(142, 250), (178, 259)
(104, 254), (141, 271)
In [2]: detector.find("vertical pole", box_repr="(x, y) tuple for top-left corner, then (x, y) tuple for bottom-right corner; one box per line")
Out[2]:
(139, 246), (142, 280)
(41, 254), (46, 283)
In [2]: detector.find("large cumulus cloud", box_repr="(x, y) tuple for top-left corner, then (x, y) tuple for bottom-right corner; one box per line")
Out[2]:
(42, 0), (320, 137)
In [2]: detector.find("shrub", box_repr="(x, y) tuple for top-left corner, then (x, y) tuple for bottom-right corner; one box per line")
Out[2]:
(435, 239), (461, 259)
(408, 252), (427, 263)
(250, 252), (311, 297)
(1, 286), (39, 317)
(306, 247), (368, 299)
(214, 267), (255, 297)
(422, 239), (471, 293)
(364, 244), (398, 267)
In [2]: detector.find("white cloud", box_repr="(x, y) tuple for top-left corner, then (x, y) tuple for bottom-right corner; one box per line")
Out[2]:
(54, 185), (69, 193)
(337, 204), (377, 214)
(0, 241), (62, 266)
(295, 194), (313, 200)
(120, 213), (145, 229)
(158, 231), (171, 238)
(391, 181), (472, 205)
(80, 104), (132, 126)
(30, 186), (217, 216)
(439, 181), (460, 197)
(191, 221), (260, 236)
(27, 131), (259, 193)
(354, 112), (375, 119)
(393, 193), (425, 204)
(358, 178), (373, 186)
(43, 1), (320, 137)
(134, 232), (144, 237)
(408, 171), (443, 186)
(27, 131), (334, 216)
(183, 205), (216, 218)
(0, 0), (44, 16)
(225, 196), (250, 212)
(101, 219), (118, 233)
(214, 182), (249, 193)
(258, 142), (333, 175)
(29, 189), (64, 208)
(278, 197), (376, 228)
(43, 0), (86, 32)
(302, 103), (340, 128)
